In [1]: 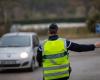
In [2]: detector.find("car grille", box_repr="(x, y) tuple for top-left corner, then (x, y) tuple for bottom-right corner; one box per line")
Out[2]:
(0, 64), (20, 67)
(0, 60), (20, 67)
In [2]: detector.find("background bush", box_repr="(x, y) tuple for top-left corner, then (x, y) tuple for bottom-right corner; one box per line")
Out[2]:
(87, 11), (100, 33)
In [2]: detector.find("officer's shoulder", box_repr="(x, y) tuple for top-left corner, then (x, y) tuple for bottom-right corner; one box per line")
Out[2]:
(41, 39), (48, 44)
(43, 39), (48, 42)
(58, 37), (67, 41)
(59, 38), (71, 44)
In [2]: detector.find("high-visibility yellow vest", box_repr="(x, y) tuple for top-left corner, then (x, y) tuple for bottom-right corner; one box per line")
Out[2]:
(42, 38), (70, 80)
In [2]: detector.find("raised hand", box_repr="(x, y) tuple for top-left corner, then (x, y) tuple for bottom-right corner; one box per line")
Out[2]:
(95, 42), (100, 48)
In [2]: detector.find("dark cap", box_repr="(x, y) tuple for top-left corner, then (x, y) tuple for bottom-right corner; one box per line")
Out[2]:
(49, 23), (58, 34)
(49, 23), (58, 30)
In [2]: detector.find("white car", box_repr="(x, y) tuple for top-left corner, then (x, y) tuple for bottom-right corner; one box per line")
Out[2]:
(0, 32), (39, 71)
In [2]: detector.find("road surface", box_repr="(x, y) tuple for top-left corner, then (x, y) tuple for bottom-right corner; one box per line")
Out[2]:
(0, 38), (100, 80)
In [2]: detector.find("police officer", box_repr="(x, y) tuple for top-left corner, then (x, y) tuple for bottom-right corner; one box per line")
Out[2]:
(37, 23), (100, 80)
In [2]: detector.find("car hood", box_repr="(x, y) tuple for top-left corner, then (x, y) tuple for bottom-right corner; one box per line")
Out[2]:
(0, 47), (31, 60)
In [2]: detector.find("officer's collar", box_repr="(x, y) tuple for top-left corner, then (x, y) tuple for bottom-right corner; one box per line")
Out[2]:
(48, 35), (59, 40)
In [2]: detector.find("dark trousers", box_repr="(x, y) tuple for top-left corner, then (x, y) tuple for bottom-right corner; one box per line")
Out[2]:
(52, 77), (69, 80)
(43, 77), (69, 80)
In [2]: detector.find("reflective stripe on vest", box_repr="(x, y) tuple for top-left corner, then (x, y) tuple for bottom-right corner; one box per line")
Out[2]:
(44, 70), (69, 77)
(42, 38), (70, 80)
(43, 52), (67, 59)
(43, 64), (69, 70)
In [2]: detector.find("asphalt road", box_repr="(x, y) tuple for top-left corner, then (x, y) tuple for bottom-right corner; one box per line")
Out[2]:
(0, 38), (100, 80)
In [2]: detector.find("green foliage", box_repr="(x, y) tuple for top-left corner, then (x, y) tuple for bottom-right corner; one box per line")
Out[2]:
(87, 0), (100, 33)
(87, 12), (100, 33)
(0, 0), (100, 36)
(12, 18), (86, 24)
(91, 0), (100, 11)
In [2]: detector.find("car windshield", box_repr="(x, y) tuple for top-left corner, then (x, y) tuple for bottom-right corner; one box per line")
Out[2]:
(0, 35), (31, 47)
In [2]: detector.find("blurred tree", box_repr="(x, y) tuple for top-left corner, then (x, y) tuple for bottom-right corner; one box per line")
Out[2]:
(91, 0), (100, 11)
(87, 12), (100, 32)
(82, 0), (91, 17)
(0, 0), (32, 34)
(87, 0), (100, 33)
(1, 0), (100, 34)
(0, 0), (16, 33)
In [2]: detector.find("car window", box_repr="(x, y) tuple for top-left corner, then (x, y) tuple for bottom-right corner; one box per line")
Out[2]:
(0, 35), (31, 47)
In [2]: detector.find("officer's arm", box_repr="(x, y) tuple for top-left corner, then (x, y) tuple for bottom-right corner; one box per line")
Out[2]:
(66, 40), (95, 52)
(37, 45), (42, 53)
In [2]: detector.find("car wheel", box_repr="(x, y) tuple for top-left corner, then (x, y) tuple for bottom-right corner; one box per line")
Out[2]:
(28, 59), (35, 72)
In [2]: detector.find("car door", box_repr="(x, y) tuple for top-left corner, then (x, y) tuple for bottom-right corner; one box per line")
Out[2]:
(32, 35), (39, 56)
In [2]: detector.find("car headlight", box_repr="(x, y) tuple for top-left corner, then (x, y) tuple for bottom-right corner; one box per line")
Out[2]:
(20, 52), (28, 59)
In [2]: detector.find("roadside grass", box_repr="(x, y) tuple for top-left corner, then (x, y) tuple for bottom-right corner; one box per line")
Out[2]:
(19, 26), (100, 39)
(57, 27), (100, 39)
